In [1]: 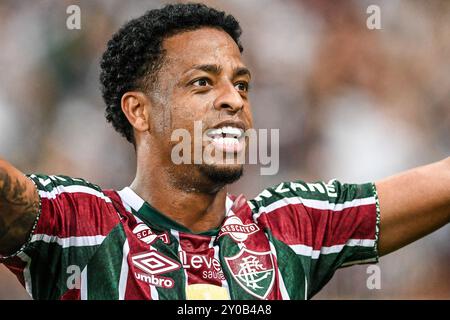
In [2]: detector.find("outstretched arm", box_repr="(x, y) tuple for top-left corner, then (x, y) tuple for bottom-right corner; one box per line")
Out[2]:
(0, 158), (39, 257)
(376, 157), (450, 256)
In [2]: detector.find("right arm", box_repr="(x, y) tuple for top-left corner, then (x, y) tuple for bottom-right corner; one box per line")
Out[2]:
(0, 164), (121, 299)
(0, 158), (39, 257)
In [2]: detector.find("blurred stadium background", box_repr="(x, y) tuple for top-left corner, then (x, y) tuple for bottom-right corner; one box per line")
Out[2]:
(0, 0), (449, 299)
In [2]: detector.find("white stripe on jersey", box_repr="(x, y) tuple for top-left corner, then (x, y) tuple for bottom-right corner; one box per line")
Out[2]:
(17, 252), (33, 298)
(38, 185), (112, 203)
(304, 276), (308, 300)
(118, 240), (130, 300)
(225, 196), (234, 216)
(253, 196), (375, 221)
(80, 266), (88, 300)
(30, 234), (106, 248)
(150, 284), (159, 300)
(117, 187), (145, 211)
(289, 239), (375, 259)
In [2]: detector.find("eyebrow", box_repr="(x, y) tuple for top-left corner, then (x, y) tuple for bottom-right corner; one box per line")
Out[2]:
(235, 66), (252, 79)
(190, 64), (252, 79)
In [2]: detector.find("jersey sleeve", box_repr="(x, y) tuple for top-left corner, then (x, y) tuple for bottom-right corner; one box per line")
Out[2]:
(0, 174), (120, 300)
(249, 179), (380, 298)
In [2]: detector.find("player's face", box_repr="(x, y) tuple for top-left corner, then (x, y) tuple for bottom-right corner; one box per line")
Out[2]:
(149, 27), (253, 191)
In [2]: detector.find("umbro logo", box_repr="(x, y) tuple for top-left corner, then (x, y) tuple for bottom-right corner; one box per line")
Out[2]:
(132, 251), (181, 289)
(132, 251), (180, 275)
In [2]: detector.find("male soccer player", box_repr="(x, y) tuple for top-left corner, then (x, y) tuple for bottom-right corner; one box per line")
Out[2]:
(0, 3), (449, 300)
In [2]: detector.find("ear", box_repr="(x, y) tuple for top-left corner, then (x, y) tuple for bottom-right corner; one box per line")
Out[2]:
(121, 91), (151, 133)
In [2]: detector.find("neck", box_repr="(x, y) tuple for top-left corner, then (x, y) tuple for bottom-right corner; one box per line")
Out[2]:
(130, 167), (228, 233)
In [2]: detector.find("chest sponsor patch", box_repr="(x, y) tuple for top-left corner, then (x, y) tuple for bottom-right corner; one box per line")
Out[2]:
(179, 251), (225, 281)
(218, 216), (260, 242)
(132, 223), (170, 245)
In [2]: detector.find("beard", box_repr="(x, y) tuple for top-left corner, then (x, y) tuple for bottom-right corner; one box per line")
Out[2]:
(167, 162), (244, 194)
(199, 163), (244, 186)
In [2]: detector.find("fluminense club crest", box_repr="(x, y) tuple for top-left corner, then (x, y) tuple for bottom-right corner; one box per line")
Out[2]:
(224, 247), (275, 299)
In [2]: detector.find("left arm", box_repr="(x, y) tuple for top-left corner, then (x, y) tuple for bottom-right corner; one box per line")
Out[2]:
(376, 157), (450, 256)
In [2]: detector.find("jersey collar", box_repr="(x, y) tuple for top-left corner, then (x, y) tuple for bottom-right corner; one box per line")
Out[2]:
(117, 187), (235, 236)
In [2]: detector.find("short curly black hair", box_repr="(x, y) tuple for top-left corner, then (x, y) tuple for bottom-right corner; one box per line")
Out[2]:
(100, 2), (243, 144)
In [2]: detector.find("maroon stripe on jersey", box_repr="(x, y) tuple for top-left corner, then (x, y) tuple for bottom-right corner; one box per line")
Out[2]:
(3, 256), (27, 288)
(60, 289), (80, 300)
(178, 233), (212, 252)
(103, 190), (140, 226)
(231, 196), (259, 225)
(124, 272), (154, 300)
(178, 233), (224, 286)
(34, 195), (119, 238)
(256, 203), (376, 249)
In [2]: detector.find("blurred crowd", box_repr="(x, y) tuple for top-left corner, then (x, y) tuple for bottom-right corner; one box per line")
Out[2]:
(0, 0), (449, 299)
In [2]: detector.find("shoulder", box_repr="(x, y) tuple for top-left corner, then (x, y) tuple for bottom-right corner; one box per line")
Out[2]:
(26, 174), (117, 205)
(26, 174), (122, 230)
(248, 179), (376, 215)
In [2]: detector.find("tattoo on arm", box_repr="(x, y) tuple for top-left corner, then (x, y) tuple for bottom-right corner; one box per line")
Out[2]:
(0, 168), (39, 254)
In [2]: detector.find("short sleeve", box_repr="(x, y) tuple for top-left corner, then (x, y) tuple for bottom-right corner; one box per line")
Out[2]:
(0, 174), (120, 299)
(249, 179), (380, 298)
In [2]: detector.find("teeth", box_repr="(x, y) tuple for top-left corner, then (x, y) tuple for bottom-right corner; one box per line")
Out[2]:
(207, 126), (243, 138)
(208, 128), (222, 136)
(213, 137), (240, 144)
(221, 126), (242, 136)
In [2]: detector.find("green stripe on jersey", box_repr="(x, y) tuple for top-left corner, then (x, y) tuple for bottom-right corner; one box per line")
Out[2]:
(86, 224), (126, 300)
(266, 231), (306, 300)
(23, 241), (100, 299)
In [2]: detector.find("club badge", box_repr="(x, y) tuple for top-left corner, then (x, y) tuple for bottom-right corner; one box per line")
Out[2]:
(224, 247), (275, 299)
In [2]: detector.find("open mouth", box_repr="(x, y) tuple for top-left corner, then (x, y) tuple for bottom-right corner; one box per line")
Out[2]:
(205, 126), (245, 153)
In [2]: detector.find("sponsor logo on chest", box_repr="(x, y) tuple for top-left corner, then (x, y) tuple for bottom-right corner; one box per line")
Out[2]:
(132, 223), (170, 245)
(178, 251), (225, 281)
(218, 216), (260, 242)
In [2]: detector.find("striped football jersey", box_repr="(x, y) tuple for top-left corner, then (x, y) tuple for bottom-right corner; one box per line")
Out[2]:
(0, 174), (380, 300)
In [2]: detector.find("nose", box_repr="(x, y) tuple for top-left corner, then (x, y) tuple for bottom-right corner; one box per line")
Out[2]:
(213, 82), (244, 114)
